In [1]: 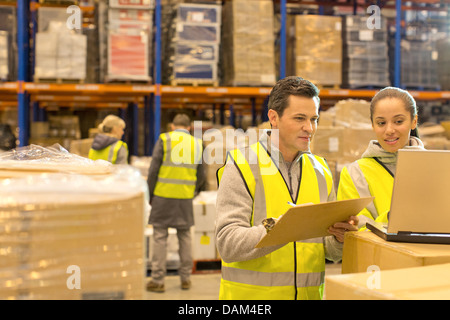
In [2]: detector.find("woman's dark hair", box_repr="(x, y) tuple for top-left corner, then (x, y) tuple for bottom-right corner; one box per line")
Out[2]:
(370, 87), (420, 138)
(268, 76), (320, 117)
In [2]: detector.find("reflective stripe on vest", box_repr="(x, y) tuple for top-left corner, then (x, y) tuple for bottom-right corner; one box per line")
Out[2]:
(88, 140), (126, 164)
(217, 143), (333, 300)
(354, 157), (393, 223)
(154, 131), (202, 199)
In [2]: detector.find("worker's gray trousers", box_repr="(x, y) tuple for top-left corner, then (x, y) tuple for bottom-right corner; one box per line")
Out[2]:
(151, 227), (192, 284)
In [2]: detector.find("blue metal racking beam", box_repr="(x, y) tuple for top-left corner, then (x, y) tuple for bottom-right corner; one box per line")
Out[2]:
(17, 0), (30, 147)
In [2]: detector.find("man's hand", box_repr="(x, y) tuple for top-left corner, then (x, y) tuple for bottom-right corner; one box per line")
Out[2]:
(327, 215), (359, 243)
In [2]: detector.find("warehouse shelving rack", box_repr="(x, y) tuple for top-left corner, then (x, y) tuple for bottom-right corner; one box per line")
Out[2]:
(2, 0), (449, 155)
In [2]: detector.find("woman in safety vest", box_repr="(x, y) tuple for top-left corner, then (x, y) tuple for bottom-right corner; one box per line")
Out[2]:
(88, 115), (128, 164)
(337, 87), (425, 228)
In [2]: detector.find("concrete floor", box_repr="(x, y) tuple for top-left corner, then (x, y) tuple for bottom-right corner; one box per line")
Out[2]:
(143, 262), (342, 300)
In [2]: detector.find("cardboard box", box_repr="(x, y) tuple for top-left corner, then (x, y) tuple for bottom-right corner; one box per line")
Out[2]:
(193, 191), (217, 232)
(193, 231), (216, 260)
(325, 263), (450, 300)
(342, 231), (450, 274)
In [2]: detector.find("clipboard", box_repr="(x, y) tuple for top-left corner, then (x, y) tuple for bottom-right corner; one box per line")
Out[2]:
(255, 197), (374, 248)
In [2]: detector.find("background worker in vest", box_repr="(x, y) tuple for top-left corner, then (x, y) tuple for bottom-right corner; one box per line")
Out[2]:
(146, 113), (206, 293)
(337, 87), (425, 229)
(215, 76), (358, 300)
(88, 114), (128, 164)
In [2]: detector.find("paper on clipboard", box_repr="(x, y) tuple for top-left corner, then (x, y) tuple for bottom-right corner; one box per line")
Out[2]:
(255, 197), (374, 248)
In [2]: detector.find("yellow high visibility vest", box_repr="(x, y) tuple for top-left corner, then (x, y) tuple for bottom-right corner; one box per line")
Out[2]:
(88, 140), (128, 164)
(338, 157), (394, 225)
(154, 131), (202, 199)
(216, 142), (333, 300)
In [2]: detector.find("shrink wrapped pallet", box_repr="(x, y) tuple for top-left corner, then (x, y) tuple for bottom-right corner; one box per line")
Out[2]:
(0, 145), (149, 300)
(287, 15), (342, 87)
(221, 0), (276, 86)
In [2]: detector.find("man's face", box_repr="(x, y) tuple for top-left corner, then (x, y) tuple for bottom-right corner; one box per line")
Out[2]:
(268, 95), (319, 161)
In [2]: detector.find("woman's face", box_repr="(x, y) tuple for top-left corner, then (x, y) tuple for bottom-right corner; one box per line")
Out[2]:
(372, 97), (417, 153)
(111, 125), (124, 139)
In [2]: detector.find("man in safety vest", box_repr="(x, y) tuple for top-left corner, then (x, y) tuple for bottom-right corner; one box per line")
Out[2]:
(215, 76), (358, 300)
(146, 113), (206, 293)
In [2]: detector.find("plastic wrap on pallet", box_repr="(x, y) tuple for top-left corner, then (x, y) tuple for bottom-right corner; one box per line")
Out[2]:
(108, 33), (150, 81)
(37, 7), (82, 34)
(35, 32), (87, 81)
(342, 15), (390, 88)
(106, 7), (152, 81)
(109, 0), (154, 9)
(221, 0), (276, 86)
(175, 43), (218, 63)
(398, 39), (439, 89)
(173, 63), (216, 81)
(288, 15), (342, 87)
(177, 3), (220, 24)
(0, 145), (149, 300)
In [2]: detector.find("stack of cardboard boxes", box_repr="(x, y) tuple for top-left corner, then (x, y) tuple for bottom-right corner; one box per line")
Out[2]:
(287, 15), (342, 87)
(311, 99), (376, 185)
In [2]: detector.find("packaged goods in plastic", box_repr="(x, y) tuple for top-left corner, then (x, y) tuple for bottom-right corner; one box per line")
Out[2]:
(105, 6), (153, 82)
(342, 15), (390, 88)
(0, 31), (8, 80)
(0, 145), (149, 300)
(397, 39), (440, 89)
(169, 3), (221, 84)
(108, 33), (150, 81)
(177, 4), (220, 24)
(221, 0), (276, 86)
(287, 15), (342, 87)
(109, 0), (154, 9)
(175, 43), (218, 63)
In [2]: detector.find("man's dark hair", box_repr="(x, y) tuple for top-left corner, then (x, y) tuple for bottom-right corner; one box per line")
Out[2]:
(268, 76), (320, 117)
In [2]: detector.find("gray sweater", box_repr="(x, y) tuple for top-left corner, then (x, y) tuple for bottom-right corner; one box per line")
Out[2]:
(215, 131), (343, 264)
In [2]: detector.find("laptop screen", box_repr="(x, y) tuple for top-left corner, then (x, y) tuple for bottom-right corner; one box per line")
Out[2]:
(387, 150), (450, 234)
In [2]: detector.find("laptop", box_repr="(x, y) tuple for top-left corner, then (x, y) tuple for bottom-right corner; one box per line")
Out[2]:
(366, 149), (450, 244)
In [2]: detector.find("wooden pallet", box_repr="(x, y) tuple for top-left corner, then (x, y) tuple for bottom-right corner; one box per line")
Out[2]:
(171, 79), (218, 87)
(34, 78), (85, 84)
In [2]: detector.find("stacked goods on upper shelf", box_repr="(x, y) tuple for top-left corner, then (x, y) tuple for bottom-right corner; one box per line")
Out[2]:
(99, 0), (154, 83)
(0, 5), (16, 81)
(221, 0), (276, 87)
(168, 3), (221, 85)
(390, 39), (440, 90)
(35, 7), (87, 82)
(286, 15), (342, 88)
(342, 15), (390, 89)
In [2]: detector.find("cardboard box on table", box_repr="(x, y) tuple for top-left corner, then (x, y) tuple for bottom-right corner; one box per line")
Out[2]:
(325, 263), (450, 300)
(342, 230), (450, 274)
